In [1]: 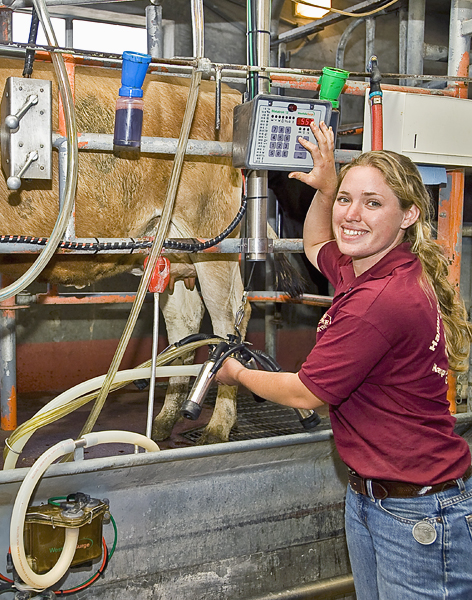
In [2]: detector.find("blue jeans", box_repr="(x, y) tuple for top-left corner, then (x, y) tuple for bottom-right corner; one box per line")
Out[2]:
(345, 475), (472, 600)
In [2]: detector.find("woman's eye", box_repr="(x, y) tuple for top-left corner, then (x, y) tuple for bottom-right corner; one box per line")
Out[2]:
(337, 196), (350, 204)
(367, 200), (381, 207)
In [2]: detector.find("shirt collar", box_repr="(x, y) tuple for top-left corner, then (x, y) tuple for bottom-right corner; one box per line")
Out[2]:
(338, 242), (416, 293)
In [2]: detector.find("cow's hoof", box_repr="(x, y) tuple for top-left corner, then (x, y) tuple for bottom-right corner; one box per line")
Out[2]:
(195, 427), (229, 445)
(151, 416), (177, 442)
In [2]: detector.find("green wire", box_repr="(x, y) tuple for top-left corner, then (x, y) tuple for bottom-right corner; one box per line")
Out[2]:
(44, 497), (118, 593)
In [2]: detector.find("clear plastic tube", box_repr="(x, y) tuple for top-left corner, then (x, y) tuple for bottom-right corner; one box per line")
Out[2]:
(78, 67), (203, 440)
(10, 438), (79, 591)
(3, 338), (222, 470)
(3, 362), (202, 470)
(10, 431), (158, 591)
(0, 0), (78, 302)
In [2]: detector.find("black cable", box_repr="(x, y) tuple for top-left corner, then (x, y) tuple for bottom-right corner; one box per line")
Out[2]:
(0, 195), (247, 254)
(22, 8), (40, 78)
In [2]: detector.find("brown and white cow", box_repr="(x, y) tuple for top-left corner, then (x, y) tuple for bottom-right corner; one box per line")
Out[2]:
(0, 57), (250, 444)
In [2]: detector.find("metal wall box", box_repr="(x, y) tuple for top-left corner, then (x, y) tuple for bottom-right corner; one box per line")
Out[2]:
(363, 90), (472, 167)
(0, 77), (52, 184)
(232, 94), (332, 172)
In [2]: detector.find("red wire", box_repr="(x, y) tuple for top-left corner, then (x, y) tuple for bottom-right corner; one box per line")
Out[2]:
(55, 538), (108, 595)
(0, 538), (109, 594)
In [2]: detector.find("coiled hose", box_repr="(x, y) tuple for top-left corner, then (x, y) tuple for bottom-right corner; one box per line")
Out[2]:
(0, 0), (78, 302)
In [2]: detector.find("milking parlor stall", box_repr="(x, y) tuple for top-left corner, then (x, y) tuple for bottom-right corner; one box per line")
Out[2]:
(0, 0), (471, 598)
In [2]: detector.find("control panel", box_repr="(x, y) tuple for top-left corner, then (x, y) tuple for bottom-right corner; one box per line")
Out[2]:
(232, 94), (332, 172)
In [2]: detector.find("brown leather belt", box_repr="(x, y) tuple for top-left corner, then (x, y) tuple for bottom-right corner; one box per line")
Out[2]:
(348, 465), (472, 500)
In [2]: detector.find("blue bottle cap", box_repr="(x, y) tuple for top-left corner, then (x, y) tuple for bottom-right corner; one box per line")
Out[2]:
(119, 51), (152, 98)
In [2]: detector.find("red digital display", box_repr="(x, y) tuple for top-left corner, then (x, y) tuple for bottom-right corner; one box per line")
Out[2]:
(296, 117), (314, 127)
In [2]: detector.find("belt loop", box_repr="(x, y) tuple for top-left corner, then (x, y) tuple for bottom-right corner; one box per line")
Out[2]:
(366, 479), (375, 501)
(456, 477), (466, 493)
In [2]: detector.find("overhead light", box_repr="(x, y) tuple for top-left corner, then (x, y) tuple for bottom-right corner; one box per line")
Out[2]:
(294, 0), (331, 19)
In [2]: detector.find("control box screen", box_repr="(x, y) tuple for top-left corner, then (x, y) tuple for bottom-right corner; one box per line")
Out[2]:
(232, 95), (332, 172)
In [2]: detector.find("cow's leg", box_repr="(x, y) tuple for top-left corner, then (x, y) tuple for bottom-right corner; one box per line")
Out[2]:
(151, 281), (205, 441)
(193, 256), (251, 444)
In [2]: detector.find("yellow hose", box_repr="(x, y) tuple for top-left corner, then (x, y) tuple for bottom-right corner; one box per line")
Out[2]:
(3, 338), (222, 469)
(77, 67), (203, 439)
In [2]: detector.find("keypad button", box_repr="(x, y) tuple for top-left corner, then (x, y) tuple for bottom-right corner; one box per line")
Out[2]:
(294, 151), (307, 159)
(282, 151), (288, 157)
(268, 150), (275, 157)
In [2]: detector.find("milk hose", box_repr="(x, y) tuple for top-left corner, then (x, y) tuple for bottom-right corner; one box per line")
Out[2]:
(0, 0), (78, 302)
(180, 336), (321, 429)
(76, 65), (203, 442)
(3, 337), (222, 470)
(10, 431), (158, 592)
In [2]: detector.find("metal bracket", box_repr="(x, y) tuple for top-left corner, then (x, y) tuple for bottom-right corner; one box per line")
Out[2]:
(0, 77), (52, 189)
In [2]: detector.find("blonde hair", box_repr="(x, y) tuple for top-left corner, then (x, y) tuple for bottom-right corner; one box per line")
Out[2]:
(337, 150), (472, 371)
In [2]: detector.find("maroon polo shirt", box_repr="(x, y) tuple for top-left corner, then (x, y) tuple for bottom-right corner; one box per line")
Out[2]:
(299, 241), (470, 485)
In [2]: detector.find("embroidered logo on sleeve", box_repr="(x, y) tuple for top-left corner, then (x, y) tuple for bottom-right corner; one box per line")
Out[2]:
(432, 363), (448, 384)
(317, 313), (332, 332)
(429, 311), (441, 352)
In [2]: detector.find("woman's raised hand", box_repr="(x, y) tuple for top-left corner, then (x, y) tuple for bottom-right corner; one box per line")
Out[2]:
(288, 120), (337, 195)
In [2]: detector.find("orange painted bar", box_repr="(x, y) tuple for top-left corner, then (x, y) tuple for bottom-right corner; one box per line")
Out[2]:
(0, 276), (17, 430)
(438, 170), (465, 413)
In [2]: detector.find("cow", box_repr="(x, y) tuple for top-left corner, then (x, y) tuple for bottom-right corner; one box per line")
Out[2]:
(0, 57), (250, 445)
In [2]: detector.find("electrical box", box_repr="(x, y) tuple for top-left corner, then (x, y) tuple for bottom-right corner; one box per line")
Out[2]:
(0, 77), (52, 188)
(24, 493), (109, 574)
(232, 94), (332, 171)
(363, 89), (472, 167)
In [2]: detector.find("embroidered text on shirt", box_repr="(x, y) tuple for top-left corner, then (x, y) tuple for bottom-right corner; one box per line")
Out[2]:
(432, 363), (448, 384)
(429, 311), (441, 351)
(317, 313), (332, 333)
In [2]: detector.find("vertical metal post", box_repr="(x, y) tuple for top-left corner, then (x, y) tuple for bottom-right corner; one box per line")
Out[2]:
(365, 18), (376, 72)
(0, 276), (17, 431)
(247, 0), (271, 261)
(64, 17), (73, 49)
(146, 1), (163, 59)
(398, 5), (408, 86)
(58, 139), (75, 241)
(270, 0), (285, 69)
(448, 0), (472, 98)
(0, 7), (12, 43)
(406, 0), (425, 84)
(438, 170), (465, 413)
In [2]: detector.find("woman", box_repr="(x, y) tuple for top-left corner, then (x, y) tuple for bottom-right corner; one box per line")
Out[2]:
(216, 121), (472, 599)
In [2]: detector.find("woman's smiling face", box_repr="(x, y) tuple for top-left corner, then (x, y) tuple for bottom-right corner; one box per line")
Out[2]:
(332, 165), (420, 276)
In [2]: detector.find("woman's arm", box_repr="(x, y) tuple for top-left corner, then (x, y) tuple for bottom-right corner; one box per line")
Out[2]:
(288, 120), (338, 269)
(215, 357), (325, 410)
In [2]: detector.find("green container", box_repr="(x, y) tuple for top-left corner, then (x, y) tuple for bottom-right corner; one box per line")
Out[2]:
(318, 66), (350, 109)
